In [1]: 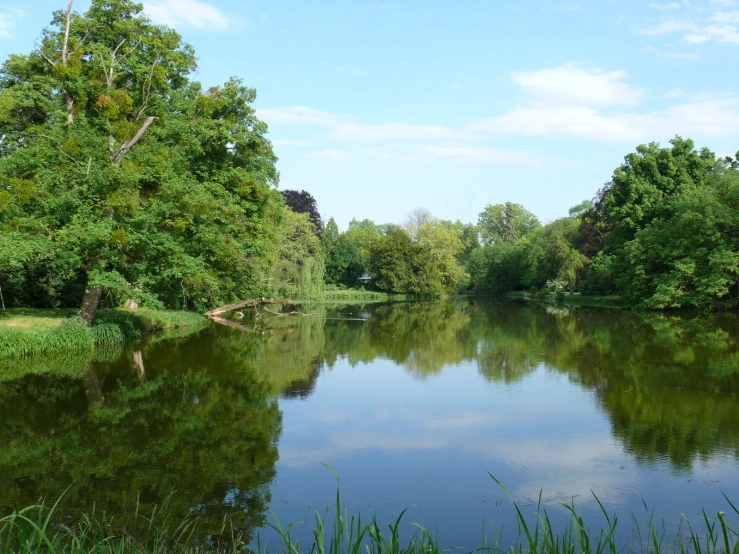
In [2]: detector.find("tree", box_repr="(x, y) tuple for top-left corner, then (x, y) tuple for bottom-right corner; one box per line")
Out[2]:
(271, 210), (325, 299)
(344, 218), (384, 264)
(322, 217), (340, 253)
(0, 0), (282, 320)
(369, 228), (414, 293)
(594, 137), (718, 253)
(404, 207), (436, 241)
(369, 222), (466, 296)
(325, 237), (364, 287)
(281, 189), (323, 237)
(617, 169), (739, 309)
(478, 202), (540, 246)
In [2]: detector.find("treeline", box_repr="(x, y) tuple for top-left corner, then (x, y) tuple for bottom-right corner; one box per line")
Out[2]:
(316, 137), (739, 310)
(2, 2), (738, 315)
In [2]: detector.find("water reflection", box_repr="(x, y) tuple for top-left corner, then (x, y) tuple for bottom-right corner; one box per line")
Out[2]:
(1, 300), (739, 548)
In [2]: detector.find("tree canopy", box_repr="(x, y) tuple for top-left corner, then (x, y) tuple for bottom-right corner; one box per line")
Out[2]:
(0, 0), (283, 318)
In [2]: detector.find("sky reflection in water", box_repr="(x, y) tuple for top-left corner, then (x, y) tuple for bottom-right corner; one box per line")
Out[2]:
(2, 299), (739, 549)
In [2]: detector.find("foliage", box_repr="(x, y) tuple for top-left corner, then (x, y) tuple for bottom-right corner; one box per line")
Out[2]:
(271, 210), (325, 299)
(325, 237), (365, 288)
(478, 202), (540, 246)
(468, 244), (520, 293)
(0, 0), (283, 314)
(368, 222), (467, 296)
(616, 169), (739, 309)
(281, 189), (323, 237)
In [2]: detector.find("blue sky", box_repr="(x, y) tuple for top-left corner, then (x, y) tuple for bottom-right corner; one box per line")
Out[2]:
(2, 0), (739, 229)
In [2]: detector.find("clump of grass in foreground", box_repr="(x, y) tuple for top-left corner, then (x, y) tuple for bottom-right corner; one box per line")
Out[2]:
(3, 475), (739, 554)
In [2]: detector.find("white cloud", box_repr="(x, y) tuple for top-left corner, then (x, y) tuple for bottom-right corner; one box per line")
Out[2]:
(259, 107), (457, 143)
(306, 149), (354, 163)
(260, 62), (739, 154)
(685, 32), (712, 42)
(257, 106), (352, 128)
(663, 88), (686, 98)
(664, 50), (701, 59)
(635, 19), (697, 35)
(649, 2), (682, 8)
(702, 23), (739, 41)
(476, 99), (739, 143)
(328, 121), (457, 143)
(144, 0), (231, 31)
(0, 7), (23, 38)
(711, 10), (739, 22)
(0, 14), (13, 38)
(420, 146), (533, 165)
(510, 63), (644, 107)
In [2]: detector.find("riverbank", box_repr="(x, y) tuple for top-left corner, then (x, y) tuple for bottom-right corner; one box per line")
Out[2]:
(0, 308), (207, 359)
(1, 487), (736, 554)
(506, 291), (624, 309)
(318, 288), (414, 303)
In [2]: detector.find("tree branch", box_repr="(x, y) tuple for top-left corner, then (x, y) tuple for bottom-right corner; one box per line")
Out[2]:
(111, 116), (155, 167)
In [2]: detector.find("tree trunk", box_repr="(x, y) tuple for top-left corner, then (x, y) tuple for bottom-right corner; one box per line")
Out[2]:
(82, 364), (104, 407)
(568, 277), (574, 295)
(129, 350), (145, 381)
(79, 285), (103, 326)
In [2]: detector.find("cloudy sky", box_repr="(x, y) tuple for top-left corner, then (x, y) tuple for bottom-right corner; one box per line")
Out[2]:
(1, 0), (739, 228)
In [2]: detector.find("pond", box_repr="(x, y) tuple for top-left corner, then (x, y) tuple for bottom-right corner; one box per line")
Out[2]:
(1, 299), (739, 549)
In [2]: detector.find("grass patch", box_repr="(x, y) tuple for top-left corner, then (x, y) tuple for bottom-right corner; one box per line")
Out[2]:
(316, 289), (414, 303)
(0, 308), (76, 332)
(0, 308), (208, 360)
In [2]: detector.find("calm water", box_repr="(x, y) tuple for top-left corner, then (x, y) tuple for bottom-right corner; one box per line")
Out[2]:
(2, 299), (739, 548)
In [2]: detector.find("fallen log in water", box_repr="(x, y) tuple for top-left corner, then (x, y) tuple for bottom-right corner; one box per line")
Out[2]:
(205, 297), (298, 318)
(205, 298), (312, 332)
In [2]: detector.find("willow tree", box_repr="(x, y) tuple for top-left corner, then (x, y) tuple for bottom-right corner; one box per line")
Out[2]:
(0, 0), (281, 321)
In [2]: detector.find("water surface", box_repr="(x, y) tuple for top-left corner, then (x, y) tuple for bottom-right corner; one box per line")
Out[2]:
(2, 300), (738, 548)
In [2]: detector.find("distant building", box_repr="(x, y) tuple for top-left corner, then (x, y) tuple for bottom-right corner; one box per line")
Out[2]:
(357, 272), (373, 287)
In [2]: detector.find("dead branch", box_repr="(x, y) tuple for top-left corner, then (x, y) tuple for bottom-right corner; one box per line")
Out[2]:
(205, 299), (260, 318)
(205, 297), (309, 320)
(112, 116), (155, 167)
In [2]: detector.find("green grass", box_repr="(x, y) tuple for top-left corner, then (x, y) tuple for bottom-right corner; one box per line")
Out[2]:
(0, 308), (208, 360)
(316, 289), (414, 303)
(0, 308), (76, 331)
(1, 479), (739, 554)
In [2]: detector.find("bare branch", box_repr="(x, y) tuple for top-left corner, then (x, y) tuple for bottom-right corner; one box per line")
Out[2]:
(61, 0), (73, 65)
(112, 116), (155, 167)
(68, 28), (93, 59)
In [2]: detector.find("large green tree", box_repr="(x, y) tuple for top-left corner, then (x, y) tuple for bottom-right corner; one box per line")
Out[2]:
(0, 0), (282, 320)
(478, 202), (540, 246)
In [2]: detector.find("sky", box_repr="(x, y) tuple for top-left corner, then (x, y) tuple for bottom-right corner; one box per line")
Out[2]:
(2, 0), (739, 229)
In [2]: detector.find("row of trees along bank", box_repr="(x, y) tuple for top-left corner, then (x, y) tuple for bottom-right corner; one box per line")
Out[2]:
(317, 137), (739, 310)
(1, 2), (738, 314)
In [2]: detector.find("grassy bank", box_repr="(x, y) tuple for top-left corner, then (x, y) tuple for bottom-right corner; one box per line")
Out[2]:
(317, 288), (414, 303)
(0, 308), (208, 359)
(1, 486), (738, 554)
(506, 291), (623, 309)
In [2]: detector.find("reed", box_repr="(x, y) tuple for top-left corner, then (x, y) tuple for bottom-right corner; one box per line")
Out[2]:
(1, 477), (738, 554)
